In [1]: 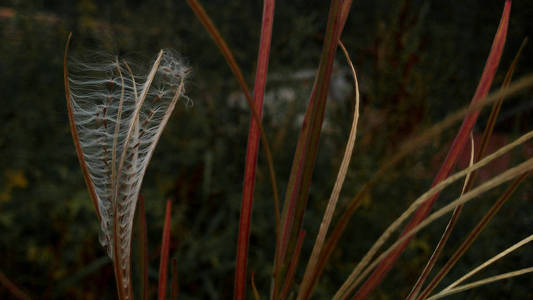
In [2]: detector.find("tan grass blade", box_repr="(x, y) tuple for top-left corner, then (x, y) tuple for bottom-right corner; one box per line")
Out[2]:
(297, 40), (360, 300)
(394, 74), (533, 165)
(334, 130), (533, 299)
(462, 134), (475, 193)
(114, 50), (163, 196)
(414, 38), (529, 300)
(442, 234), (533, 293)
(417, 173), (529, 300)
(426, 266), (533, 300)
(110, 57), (126, 201)
(110, 51), (164, 299)
(407, 133), (475, 300)
(251, 272), (261, 300)
(347, 157), (533, 298)
(308, 73), (533, 297)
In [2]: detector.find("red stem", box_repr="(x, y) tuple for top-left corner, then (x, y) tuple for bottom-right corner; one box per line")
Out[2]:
(275, 1), (346, 289)
(234, 1), (275, 299)
(280, 230), (306, 299)
(158, 199), (173, 300)
(353, 1), (511, 298)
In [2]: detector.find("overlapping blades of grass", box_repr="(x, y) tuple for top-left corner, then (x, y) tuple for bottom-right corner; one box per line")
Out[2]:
(273, 1), (352, 297)
(406, 37), (528, 300)
(427, 234), (533, 300)
(416, 170), (530, 300)
(297, 40), (360, 300)
(333, 128), (533, 299)
(426, 266), (533, 300)
(351, 2), (512, 298)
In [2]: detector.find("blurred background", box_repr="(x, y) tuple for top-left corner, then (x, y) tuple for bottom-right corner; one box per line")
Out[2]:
(0, 0), (532, 299)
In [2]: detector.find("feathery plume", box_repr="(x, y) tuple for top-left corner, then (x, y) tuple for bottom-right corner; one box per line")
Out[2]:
(65, 43), (189, 298)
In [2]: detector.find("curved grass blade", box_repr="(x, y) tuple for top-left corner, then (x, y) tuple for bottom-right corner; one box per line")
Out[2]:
(251, 272), (261, 300)
(304, 70), (533, 300)
(337, 157), (533, 300)
(427, 266), (533, 300)
(353, 2), (511, 298)
(416, 172), (529, 300)
(333, 129), (533, 299)
(274, 1), (350, 297)
(407, 36), (527, 300)
(297, 40), (360, 300)
(442, 234), (533, 294)
(64, 33), (101, 221)
(406, 134), (475, 300)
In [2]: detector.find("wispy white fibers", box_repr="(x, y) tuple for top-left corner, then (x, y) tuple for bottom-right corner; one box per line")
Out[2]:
(67, 49), (188, 290)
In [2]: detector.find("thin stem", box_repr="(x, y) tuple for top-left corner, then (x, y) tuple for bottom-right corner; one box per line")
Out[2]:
(343, 158), (533, 299)
(234, 1), (276, 298)
(297, 40), (360, 300)
(406, 134), (475, 300)
(185, 0), (281, 234)
(426, 267), (533, 300)
(274, 1), (347, 296)
(158, 199), (173, 300)
(416, 172), (530, 299)
(407, 37), (527, 300)
(353, 2), (511, 296)
(309, 71), (533, 300)
(64, 33), (101, 221)
(443, 234), (533, 293)
(0, 271), (31, 300)
(333, 129), (533, 299)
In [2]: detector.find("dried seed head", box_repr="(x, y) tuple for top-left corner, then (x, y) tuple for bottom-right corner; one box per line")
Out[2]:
(67, 48), (189, 291)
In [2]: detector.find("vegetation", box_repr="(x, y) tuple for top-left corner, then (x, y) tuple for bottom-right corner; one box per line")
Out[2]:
(1, 0), (532, 299)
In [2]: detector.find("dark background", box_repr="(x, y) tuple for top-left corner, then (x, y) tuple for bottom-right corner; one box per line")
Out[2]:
(1, 0), (532, 299)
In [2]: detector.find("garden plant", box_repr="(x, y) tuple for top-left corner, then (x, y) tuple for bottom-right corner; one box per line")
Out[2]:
(1, 0), (533, 299)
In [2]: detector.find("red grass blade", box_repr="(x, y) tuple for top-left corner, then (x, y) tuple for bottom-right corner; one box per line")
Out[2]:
(416, 172), (529, 299)
(406, 36), (527, 300)
(158, 199), (173, 300)
(186, 0), (281, 246)
(171, 258), (179, 300)
(274, 1), (350, 295)
(0, 271), (31, 300)
(184, 0), (252, 102)
(353, 2), (511, 298)
(297, 39), (360, 300)
(234, 1), (276, 299)
(280, 230), (306, 299)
